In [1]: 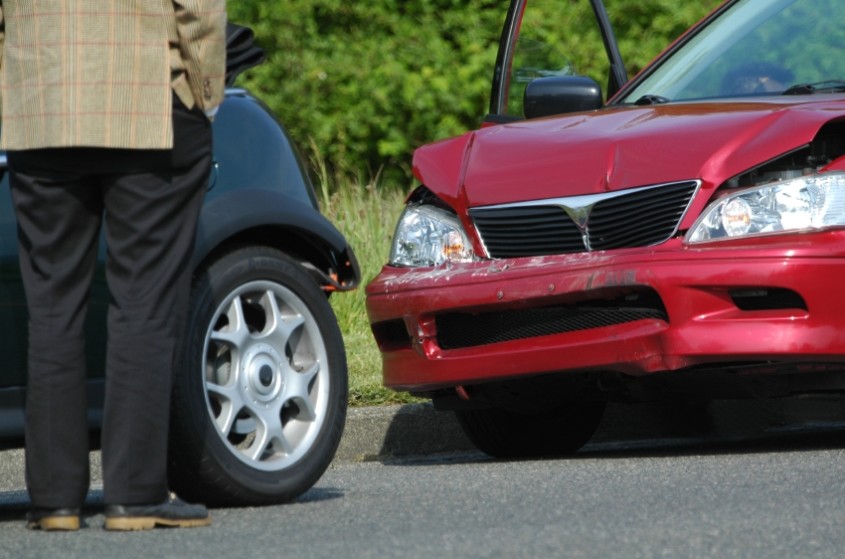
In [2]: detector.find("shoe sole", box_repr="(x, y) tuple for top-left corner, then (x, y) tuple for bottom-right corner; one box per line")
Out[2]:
(104, 515), (212, 531)
(26, 517), (81, 531)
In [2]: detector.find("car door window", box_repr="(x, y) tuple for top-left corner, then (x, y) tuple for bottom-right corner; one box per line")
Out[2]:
(498, 0), (611, 119)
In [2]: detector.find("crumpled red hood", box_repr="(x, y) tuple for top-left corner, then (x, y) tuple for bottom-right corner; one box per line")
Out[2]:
(413, 98), (843, 209)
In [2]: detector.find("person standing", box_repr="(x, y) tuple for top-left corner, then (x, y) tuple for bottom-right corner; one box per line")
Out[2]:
(0, 0), (226, 531)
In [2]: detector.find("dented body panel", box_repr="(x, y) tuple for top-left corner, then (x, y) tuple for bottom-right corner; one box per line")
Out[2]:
(415, 99), (841, 231)
(367, 232), (845, 391)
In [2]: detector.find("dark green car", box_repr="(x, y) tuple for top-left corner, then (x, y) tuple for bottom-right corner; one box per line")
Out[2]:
(0, 30), (360, 507)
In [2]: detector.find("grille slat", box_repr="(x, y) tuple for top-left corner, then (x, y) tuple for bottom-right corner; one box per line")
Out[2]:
(470, 180), (698, 257)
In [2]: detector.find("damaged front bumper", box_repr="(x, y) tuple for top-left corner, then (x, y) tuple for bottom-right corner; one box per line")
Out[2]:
(365, 233), (845, 393)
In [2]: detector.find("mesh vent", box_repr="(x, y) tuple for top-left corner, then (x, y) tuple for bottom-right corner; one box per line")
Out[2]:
(436, 290), (668, 350)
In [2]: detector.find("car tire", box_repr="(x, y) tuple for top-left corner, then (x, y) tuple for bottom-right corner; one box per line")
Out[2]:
(168, 246), (348, 506)
(455, 401), (605, 458)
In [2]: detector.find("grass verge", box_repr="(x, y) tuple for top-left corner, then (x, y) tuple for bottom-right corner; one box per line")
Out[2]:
(314, 161), (423, 407)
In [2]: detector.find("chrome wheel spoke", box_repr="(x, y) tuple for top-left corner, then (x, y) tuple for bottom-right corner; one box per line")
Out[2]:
(260, 289), (305, 347)
(285, 362), (320, 421)
(248, 405), (292, 461)
(207, 380), (245, 435)
(210, 296), (250, 348)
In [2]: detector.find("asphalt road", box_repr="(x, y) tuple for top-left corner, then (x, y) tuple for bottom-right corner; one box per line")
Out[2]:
(1, 401), (845, 558)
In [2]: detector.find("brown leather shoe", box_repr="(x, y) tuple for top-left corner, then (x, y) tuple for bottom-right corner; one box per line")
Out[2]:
(26, 507), (81, 531)
(104, 494), (210, 531)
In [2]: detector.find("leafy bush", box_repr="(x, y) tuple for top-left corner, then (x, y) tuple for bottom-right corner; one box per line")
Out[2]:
(228, 0), (722, 184)
(228, 1), (504, 185)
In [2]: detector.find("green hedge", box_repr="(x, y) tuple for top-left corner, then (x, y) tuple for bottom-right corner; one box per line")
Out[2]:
(228, 0), (722, 185)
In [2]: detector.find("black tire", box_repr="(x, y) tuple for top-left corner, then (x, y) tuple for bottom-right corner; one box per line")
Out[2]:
(455, 401), (605, 459)
(168, 246), (348, 506)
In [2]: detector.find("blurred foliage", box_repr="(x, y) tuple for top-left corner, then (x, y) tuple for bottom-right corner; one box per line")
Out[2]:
(228, 0), (723, 186)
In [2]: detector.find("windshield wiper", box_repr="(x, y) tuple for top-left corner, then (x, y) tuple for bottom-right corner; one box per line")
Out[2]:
(633, 94), (670, 106)
(783, 80), (845, 95)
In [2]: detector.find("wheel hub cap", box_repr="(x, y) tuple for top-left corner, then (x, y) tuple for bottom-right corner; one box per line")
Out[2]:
(242, 343), (284, 405)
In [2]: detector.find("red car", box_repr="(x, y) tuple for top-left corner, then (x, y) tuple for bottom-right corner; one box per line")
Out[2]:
(366, 0), (845, 457)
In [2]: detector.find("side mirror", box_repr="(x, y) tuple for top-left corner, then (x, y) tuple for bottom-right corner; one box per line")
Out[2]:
(523, 76), (603, 119)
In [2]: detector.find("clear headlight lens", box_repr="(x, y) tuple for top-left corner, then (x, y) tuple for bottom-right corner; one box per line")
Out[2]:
(389, 204), (474, 267)
(686, 172), (845, 243)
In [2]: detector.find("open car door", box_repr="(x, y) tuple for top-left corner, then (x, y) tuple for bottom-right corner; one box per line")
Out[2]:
(487, 0), (627, 122)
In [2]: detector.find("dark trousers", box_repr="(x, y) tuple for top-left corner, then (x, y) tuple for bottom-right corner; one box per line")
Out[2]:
(8, 96), (212, 508)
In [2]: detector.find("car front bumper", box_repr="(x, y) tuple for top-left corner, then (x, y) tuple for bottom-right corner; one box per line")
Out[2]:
(365, 233), (845, 392)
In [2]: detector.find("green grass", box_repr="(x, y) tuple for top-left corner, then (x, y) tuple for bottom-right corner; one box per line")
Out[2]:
(313, 160), (422, 407)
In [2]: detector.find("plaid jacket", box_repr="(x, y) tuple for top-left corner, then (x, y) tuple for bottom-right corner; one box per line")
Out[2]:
(0, 0), (226, 150)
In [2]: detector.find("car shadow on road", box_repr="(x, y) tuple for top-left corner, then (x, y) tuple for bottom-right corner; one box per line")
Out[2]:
(380, 397), (845, 466)
(384, 425), (845, 467)
(580, 396), (845, 459)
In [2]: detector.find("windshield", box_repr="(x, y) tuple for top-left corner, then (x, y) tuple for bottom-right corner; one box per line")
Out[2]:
(618, 0), (845, 104)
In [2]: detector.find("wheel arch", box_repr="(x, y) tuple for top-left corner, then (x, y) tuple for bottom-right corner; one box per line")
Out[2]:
(194, 188), (361, 292)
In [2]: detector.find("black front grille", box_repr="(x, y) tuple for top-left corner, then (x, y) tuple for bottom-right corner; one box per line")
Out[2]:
(469, 206), (583, 257)
(436, 290), (668, 350)
(470, 180), (699, 258)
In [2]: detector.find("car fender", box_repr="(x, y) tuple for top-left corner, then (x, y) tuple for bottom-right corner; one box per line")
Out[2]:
(195, 187), (360, 290)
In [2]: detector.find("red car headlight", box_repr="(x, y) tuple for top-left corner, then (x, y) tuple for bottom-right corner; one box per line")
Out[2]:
(686, 171), (845, 243)
(389, 204), (475, 267)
